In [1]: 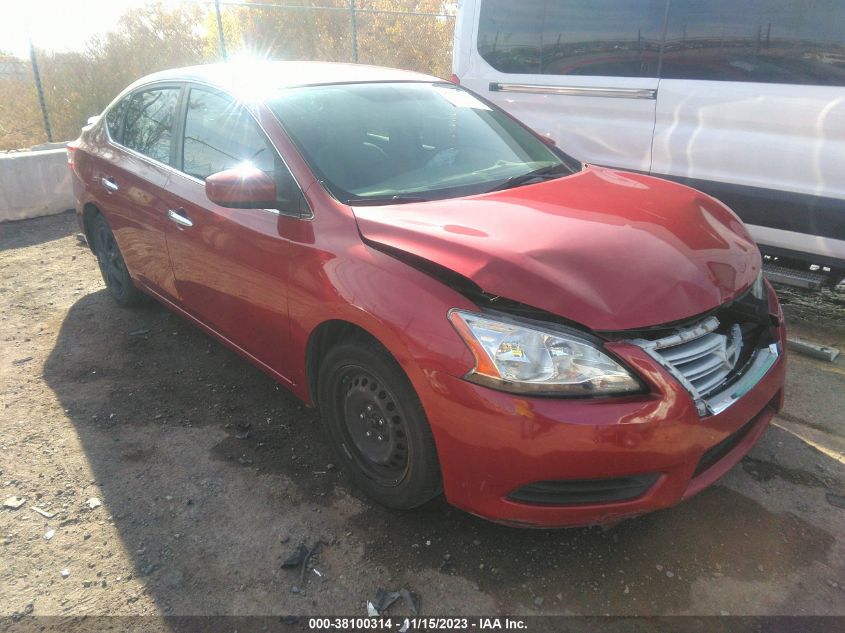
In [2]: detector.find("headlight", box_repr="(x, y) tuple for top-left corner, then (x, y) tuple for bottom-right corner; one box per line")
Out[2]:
(448, 310), (643, 396)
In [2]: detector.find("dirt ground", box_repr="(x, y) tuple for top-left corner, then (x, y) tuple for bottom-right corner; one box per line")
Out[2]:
(1, 212), (844, 625)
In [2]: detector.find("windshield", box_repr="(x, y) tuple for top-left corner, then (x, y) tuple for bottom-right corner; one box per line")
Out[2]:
(267, 82), (578, 204)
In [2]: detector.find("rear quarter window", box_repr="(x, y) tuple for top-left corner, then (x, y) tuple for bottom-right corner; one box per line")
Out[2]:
(105, 98), (128, 144)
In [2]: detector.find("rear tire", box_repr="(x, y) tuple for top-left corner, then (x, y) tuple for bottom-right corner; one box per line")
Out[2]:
(91, 214), (145, 307)
(317, 339), (442, 509)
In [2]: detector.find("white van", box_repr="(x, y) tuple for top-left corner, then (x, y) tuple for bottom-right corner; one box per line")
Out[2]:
(453, 0), (845, 284)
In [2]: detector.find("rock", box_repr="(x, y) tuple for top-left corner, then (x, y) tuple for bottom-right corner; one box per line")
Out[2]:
(44, 529), (55, 541)
(31, 507), (56, 519)
(826, 493), (845, 509)
(3, 496), (26, 510)
(86, 498), (102, 510)
(61, 569), (70, 578)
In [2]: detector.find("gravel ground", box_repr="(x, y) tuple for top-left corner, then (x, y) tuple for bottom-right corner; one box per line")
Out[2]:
(1, 212), (844, 625)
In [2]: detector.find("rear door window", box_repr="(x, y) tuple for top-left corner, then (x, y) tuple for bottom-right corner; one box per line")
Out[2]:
(122, 87), (180, 164)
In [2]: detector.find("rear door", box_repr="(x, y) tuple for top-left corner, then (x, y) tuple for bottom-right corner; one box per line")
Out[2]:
(459, 0), (667, 172)
(650, 0), (845, 263)
(96, 85), (182, 298)
(162, 85), (305, 379)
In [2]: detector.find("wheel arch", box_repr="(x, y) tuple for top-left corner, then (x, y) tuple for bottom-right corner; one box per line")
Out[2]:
(305, 319), (389, 409)
(81, 202), (101, 253)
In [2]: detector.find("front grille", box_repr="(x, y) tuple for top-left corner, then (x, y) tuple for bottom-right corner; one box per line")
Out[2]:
(627, 289), (777, 416)
(507, 473), (659, 506)
(653, 317), (743, 397)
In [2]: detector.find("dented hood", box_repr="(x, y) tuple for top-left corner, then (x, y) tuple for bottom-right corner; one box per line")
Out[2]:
(352, 166), (761, 331)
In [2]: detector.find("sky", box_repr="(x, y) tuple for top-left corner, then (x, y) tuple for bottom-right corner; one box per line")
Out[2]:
(0, 0), (184, 58)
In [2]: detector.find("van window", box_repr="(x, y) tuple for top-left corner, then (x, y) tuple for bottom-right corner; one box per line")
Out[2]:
(122, 87), (180, 164)
(660, 0), (845, 86)
(477, 0), (667, 77)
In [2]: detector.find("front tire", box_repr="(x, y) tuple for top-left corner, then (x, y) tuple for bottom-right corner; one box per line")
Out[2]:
(92, 214), (145, 307)
(317, 339), (442, 509)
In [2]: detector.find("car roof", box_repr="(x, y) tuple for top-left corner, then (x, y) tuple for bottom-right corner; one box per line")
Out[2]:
(127, 61), (442, 102)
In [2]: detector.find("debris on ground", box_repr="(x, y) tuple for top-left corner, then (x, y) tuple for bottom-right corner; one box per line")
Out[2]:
(12, 357), (33, 365)
(787, 337), (841, 362)
(10, 603), (34, 623)
(282, 545), (309, 569)
(75, 232), (87, 245)
(3, 496), (26, 510)
(368, 587), (420, 616)
(128, 329), (150, 337)
(44, 529), (55, 541)
(827, 493), (845, 509)
(31, 506), (56, 519)
(282, 541), (323, 593)
(86, 497), (102, 510)
(235, 422), (251, 440)
(60, 569), (70, 578)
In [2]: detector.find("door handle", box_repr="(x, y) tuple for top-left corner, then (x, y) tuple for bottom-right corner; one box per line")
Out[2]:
(101, 177), (118, 192)
(167, 208), (193, 227)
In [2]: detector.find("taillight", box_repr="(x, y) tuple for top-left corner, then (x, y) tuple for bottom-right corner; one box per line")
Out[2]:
(449, 73), (460, 85)
(66, 141), (78, 170)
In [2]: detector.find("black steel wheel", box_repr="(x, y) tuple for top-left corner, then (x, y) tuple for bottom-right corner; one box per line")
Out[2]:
(318, 339), (442, 508)
(92, 214), (145, 307)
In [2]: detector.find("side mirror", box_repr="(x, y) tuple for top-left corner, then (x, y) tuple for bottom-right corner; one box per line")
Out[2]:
(205, 166), (277, 208)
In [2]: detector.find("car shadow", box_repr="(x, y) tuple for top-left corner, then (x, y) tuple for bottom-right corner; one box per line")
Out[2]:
(43, 289), (839, 617)
(0, 211), (79, 251)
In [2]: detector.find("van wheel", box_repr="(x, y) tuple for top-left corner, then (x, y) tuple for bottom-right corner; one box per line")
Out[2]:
(317, 339), (442, 509)
(92, 214), (145, 307)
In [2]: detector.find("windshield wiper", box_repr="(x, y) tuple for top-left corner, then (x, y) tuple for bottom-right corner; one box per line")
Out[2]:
(486, 164), (571, 193)
(346, 195), (430, 206)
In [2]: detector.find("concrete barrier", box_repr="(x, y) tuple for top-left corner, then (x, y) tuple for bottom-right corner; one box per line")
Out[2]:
(0, 146), (74, 222)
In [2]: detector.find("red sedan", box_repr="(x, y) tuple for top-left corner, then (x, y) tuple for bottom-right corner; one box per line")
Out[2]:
(69, 62), (785, 527)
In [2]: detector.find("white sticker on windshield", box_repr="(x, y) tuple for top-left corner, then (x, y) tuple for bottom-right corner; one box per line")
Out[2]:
(433, 86), (491, 110)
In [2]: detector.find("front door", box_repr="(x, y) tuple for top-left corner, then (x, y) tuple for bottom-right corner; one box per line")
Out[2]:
(162, 86), (303, 380)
